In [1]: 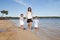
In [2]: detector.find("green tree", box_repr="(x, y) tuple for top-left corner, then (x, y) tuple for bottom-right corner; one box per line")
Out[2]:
(0, 10), (8, 17)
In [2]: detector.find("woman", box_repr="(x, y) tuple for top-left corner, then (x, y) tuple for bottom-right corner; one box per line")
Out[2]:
(26, 7), (33, 29)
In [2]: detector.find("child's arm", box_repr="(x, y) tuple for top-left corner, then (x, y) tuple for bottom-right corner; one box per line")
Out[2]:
(32, 12), (33, 20)
(19, 17), (20, 20)
(33, 20), (35, 27)
(26, 12), (28, 19)
(38, 20), (39, 26)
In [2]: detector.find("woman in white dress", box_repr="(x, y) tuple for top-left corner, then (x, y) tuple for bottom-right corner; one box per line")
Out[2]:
(20, 14), (24, 30)
(26, 7), (33, 29)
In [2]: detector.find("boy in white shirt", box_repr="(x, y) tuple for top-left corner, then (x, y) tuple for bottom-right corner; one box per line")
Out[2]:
(34, 16), (39, 32)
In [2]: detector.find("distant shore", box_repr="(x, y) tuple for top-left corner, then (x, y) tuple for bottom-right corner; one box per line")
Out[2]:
(0, 16), (60, 20)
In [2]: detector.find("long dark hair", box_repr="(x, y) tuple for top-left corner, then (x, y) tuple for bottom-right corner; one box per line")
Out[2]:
(28, 7), (32, 12)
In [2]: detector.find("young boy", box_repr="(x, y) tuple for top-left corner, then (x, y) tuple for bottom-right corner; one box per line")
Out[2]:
(20, 14), (24, 30)
(34, 16), (39, 32)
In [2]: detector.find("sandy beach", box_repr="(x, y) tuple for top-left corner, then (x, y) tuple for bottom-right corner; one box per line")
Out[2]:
(0, 20), (40, 40)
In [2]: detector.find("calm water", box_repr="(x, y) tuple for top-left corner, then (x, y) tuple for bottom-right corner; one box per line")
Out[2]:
(10, 18), (60, 40)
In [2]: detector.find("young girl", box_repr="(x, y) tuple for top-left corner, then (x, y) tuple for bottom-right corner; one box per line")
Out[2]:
(34, 16), (39, 32)
(26, 7), (33, 29)
(20, 14), (24, 30)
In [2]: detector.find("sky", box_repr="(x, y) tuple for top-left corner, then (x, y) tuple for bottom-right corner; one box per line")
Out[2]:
(0, 0), (60, 17)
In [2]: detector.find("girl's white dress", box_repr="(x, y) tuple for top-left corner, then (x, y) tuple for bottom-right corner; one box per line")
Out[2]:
(34, 19), (39, 27)
(20, 17), (24, 25)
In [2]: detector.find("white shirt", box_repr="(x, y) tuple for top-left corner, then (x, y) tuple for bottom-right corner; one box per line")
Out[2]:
(27, 12), (32, 19)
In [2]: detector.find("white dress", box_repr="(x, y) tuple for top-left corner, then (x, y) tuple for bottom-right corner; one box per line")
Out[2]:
(20, 17), (24, 25)
(34, 19), (39, 28)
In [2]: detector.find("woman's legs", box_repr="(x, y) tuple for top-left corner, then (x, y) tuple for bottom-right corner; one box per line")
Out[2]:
(28, 22), (32, 29)
(30, 22), (32, 29)
(28, 23), (30, 28)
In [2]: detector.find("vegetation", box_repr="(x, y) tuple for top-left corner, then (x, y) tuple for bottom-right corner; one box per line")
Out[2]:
(0, 10), (8, 17)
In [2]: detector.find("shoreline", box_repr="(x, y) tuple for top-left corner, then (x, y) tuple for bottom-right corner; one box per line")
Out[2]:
(0, 20), (40, 40)
(0, 17), (60, 20)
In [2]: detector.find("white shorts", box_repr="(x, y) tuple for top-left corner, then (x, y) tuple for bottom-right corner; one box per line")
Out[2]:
(20, 20), (24, 25)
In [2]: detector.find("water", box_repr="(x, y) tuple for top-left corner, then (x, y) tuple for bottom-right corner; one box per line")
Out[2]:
(10, 18), (60, 40)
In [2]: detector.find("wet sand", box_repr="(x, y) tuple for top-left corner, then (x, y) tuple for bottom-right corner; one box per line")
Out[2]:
(0, 20), (40, 40)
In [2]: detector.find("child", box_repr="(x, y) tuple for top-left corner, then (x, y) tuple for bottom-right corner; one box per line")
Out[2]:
(34, 16), (39, 32)
(20, 14), (24, 30)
